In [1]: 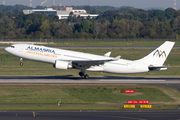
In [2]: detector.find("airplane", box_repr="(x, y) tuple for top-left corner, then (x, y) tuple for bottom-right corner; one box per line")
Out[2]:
(5, 41), (175, 79)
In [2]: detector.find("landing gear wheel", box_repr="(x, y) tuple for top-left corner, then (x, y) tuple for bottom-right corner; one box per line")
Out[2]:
(20, 58), (23, 66)
(20, 62), (23, 66)
(84, 74), (89, 79)
(79, 72), (84, 77)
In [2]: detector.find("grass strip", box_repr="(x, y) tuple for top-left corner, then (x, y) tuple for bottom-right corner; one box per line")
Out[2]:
(0, 84), (179, 105)
(30, 41), (180, 47)
(0, 105), (177, 111)
(1, 41), (180, 47)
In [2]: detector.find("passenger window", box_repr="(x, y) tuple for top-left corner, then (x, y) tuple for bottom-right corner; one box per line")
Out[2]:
(10, 46), (15, 48)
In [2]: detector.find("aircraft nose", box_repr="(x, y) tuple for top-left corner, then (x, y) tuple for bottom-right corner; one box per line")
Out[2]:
(5, 47), (10, 53)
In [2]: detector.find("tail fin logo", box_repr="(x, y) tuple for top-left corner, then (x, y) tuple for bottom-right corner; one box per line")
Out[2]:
(153, 50), (166, 58)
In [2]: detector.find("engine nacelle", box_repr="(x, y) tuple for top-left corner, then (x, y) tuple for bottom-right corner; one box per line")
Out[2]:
(54, 60), (72, 70)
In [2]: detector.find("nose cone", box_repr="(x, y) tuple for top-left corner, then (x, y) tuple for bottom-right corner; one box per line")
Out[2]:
(5, 47), (11, 53)
(5, 47), (8, 52)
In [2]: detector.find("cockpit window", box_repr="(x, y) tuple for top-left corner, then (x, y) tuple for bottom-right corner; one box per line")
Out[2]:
(10, 46), (15, 48)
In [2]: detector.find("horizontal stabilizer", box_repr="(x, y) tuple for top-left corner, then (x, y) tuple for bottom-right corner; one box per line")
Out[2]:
(112, 56), (121, 61)
(148, 65), (167, 71)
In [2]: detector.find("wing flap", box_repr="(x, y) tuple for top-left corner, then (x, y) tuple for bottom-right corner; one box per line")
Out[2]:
(72, 56), (121, 67)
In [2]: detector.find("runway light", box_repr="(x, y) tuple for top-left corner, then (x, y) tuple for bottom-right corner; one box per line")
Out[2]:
(33, 111), (35, 117)
(120, 90), (125, 93)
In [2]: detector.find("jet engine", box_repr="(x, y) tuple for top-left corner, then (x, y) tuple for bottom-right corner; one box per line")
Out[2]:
(54, 60), (72, 70)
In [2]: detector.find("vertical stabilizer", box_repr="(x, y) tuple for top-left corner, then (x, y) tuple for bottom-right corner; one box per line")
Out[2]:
(136, 41), (175, 65)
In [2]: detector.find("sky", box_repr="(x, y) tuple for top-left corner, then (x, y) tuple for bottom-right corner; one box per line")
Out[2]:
(0, 0), (179, 10)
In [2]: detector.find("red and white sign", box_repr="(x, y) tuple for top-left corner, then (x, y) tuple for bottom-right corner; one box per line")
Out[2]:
(125, 90), (135, 93)
(127, 100), (139, 104)
(139, 100), (149, 104)
(127, 100), (149, 104)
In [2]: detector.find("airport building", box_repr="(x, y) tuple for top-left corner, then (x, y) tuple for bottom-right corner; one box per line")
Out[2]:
(23, 7), (99, 20)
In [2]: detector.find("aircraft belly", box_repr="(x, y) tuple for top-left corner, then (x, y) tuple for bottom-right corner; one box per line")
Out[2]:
(102, 62), (149, 74)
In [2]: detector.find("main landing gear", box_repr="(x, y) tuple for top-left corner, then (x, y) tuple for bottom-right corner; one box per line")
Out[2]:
(20, 58), (23, 66)
(79, 71), (89, 79)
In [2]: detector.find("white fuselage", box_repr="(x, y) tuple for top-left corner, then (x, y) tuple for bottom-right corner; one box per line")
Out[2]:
(5, 44), (150, 74)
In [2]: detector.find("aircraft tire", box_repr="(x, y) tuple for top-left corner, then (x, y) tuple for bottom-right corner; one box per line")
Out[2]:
(84, 74), (89, 79)
(79, 72), (84, 77)
(20, 62), (23, 66)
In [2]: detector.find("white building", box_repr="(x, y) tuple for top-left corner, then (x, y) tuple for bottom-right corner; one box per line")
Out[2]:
(23, 7), (98, 20)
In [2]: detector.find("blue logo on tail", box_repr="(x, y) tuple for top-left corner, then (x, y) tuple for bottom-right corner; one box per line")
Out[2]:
(153, 50), (166, 58)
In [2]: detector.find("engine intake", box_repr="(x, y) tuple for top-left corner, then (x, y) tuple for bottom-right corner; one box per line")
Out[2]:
(54, 60), (72, 70)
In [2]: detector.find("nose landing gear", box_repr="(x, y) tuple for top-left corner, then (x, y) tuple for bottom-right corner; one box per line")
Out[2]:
(79, 71), (89, 79)
(20, 58), (23, 66)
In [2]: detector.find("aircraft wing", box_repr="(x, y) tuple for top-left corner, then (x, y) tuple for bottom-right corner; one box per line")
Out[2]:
(72, 56), (121, 68)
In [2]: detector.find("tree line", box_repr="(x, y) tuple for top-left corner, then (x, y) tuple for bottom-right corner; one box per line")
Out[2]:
(0, 5), (180, 39)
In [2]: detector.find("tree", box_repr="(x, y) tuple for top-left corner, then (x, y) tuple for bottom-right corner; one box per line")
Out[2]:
(40, 20), (51, 32)
(68, 12), (76, 23)
(26, 24), (39, 34)
(85, 6), (92, 13)
(170, 18), (178, 32)
(54, 24), (73, 38)
(165, 8), (176, 19)
(74, 23), (82, 33)
(124, 13), (134, 20)
(8, 31), (16, 39)
(81, 19), (91, 33)
(149, 28), (156, 38)
(92, 9), (97, 14)
(102, 10), (116, 22)
(0, 16), (14, 30)
(34, 31), (44, 39)
(139, 13), (148, 20)
(69, 12), (73, 17)
(91, 21), (101, 37)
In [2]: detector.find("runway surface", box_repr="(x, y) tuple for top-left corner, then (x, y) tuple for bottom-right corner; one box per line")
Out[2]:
(0, 76), (180, 84)
(1, 110), (180, 120)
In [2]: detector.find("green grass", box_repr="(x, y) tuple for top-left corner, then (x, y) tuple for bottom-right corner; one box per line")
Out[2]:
(46, 41), (180, 47)
(0, 105), (177, 111)
(64, 87), (174, 103)
(0, 48), (180, 76)
(0, 84), (180, 110)
(0, 84), (179, 104)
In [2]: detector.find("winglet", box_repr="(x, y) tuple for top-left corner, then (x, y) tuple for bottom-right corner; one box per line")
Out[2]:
(104, 52), (111, 57)
(112, 56), (121, 61)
